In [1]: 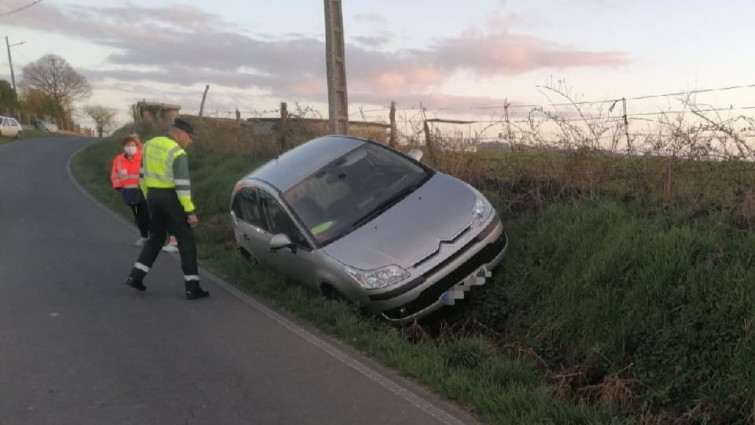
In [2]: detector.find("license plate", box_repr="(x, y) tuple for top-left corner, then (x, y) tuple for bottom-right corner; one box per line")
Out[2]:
(441, 265), (491, 305)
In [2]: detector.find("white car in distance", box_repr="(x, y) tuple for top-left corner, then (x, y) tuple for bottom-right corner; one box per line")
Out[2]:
(0, 116), (23, 138)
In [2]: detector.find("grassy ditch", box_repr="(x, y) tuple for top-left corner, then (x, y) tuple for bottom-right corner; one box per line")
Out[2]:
(451, 199), (755, 424)
(71, 130), (629, 425)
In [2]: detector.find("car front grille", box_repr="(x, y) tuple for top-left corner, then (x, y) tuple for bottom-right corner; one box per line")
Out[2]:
(382, 231), (507, 321)
(411, 226), (470, 269)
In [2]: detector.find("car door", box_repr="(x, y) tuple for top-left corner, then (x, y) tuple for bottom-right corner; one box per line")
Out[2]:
(255, 190), (322, 289)
(0, 117), (8, 136)
(230, 187), (269, 264)
(10, 118), (21, 136)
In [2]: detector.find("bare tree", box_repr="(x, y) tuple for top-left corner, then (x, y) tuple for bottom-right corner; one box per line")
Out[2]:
(85, 105), (117, 137)
(20, 54), (92, 113)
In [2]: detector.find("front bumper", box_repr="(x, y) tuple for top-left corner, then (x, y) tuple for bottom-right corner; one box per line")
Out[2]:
(377, 222), (509, 324)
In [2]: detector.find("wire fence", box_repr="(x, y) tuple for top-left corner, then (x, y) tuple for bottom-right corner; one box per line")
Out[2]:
(198, 81), (755, 155)
(178, 83), (755, 221)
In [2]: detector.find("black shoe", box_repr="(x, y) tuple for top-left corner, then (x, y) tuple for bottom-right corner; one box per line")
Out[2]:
(186, 288), (209, 300)
(125, 277), (146, 291)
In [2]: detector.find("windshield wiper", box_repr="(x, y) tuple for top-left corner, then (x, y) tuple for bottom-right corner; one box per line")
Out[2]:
(348, 183), (421, 230)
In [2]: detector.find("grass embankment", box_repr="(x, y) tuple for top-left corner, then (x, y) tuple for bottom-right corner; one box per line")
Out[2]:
(461, 200), (755, 424)
(71, 130), (629, 425)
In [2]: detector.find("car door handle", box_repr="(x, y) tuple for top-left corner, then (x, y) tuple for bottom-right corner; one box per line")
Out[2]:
(243, 234), (250, 241)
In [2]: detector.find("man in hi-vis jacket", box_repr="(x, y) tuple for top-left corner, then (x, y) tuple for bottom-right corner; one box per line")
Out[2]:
(125, 117), (209, 300)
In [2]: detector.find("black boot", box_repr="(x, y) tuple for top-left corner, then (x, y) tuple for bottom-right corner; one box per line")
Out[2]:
(125, 276), (146, 291)
(185, 281), (209, 300)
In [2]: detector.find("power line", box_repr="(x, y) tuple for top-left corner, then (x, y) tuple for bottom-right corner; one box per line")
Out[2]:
(619, 105), (755, 119)
(627, 84), (755, 101)
(0, 0), (44, 17)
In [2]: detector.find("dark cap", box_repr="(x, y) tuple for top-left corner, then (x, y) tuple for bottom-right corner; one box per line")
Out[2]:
(172, 117), (195, 138)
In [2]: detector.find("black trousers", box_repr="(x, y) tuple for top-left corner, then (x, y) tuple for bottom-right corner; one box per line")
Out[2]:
(128, 200), (150, 238)
(129, 189), (199, 289)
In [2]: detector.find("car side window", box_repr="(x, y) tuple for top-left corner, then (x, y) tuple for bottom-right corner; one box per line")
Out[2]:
(258, 191), (308, 247)
(231, 188), (263, 228)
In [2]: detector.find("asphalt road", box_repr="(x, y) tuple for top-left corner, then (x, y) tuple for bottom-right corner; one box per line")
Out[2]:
(0, 137), (479, 425)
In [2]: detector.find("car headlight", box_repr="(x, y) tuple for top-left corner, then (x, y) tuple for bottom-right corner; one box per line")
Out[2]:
(473, 197), (485, 220)
(471, 196), (491, 227)
(344, 265), (409, 290)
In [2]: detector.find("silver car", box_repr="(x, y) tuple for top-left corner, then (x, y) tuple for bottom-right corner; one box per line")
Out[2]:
(36, 119), (58, 133)
(230, 135), (508, 324)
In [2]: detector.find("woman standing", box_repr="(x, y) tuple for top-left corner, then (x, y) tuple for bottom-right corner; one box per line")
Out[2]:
(111, 134), (150, 245)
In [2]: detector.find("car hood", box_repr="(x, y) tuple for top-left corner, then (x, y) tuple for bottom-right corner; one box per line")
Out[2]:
(322, 172), (477, 270)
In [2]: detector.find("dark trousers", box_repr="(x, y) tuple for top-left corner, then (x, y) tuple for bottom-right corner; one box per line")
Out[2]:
(128, 200), (150, 238)
(129, 189), (199, 289)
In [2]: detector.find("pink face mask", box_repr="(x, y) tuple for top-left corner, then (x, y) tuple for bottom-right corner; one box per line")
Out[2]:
(124, 145), (137, 156)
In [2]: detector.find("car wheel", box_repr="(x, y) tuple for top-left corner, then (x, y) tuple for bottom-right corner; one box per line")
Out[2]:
(320, 283), (367, 314)
(320, 283), (347, 302)
(15, 132), (22, 139)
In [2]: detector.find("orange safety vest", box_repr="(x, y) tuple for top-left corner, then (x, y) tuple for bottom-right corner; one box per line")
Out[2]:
(111, 151), (143, 189)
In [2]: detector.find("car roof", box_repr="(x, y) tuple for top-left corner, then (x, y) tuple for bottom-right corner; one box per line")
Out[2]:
(241, 135), (367, 192)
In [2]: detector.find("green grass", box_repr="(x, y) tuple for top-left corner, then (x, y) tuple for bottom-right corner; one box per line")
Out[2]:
(24, 128), (59, 138)
(71, 131), (631, 425)
(462, 199), (755, 423)
(0, 135), (19, 145)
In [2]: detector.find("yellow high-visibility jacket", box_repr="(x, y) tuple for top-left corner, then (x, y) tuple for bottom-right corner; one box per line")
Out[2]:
(139, 136), (195, 213)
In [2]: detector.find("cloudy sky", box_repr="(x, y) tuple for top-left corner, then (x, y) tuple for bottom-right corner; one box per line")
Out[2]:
(1, 0), (754, 130)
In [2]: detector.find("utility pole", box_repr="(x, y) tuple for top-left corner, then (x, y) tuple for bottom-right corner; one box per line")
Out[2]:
(324, 0), (348, 134)
(5, 36), (24, 99)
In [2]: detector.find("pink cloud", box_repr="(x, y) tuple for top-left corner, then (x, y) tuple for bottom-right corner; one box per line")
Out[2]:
(3, 1), (630, 110)
(433, 31), (629, 76)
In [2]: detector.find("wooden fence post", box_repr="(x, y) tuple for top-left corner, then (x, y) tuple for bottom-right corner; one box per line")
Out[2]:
(420, 102), (435, 162)
(279, 102), (288, 153)
(389, 101), (397, 148)
(199, 84), (210, 119)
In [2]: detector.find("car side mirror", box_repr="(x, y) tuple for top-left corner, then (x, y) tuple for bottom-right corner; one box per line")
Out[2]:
(407, 149), (423, 162)
(269, 233), (296, 253)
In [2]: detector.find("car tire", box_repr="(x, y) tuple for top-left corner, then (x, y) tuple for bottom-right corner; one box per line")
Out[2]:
(321, 283), (366, 311)
(320, 283), (347, 302)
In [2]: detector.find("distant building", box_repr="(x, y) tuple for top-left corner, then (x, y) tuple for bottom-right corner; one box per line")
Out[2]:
(132, 101), (181, 124)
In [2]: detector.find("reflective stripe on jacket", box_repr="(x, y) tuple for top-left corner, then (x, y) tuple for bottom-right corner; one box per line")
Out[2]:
(111, 151), (143, 189)
(139, 136), (195, 213)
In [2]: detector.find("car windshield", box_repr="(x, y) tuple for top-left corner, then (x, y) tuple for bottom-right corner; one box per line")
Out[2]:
(282, 143), (432, 246)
